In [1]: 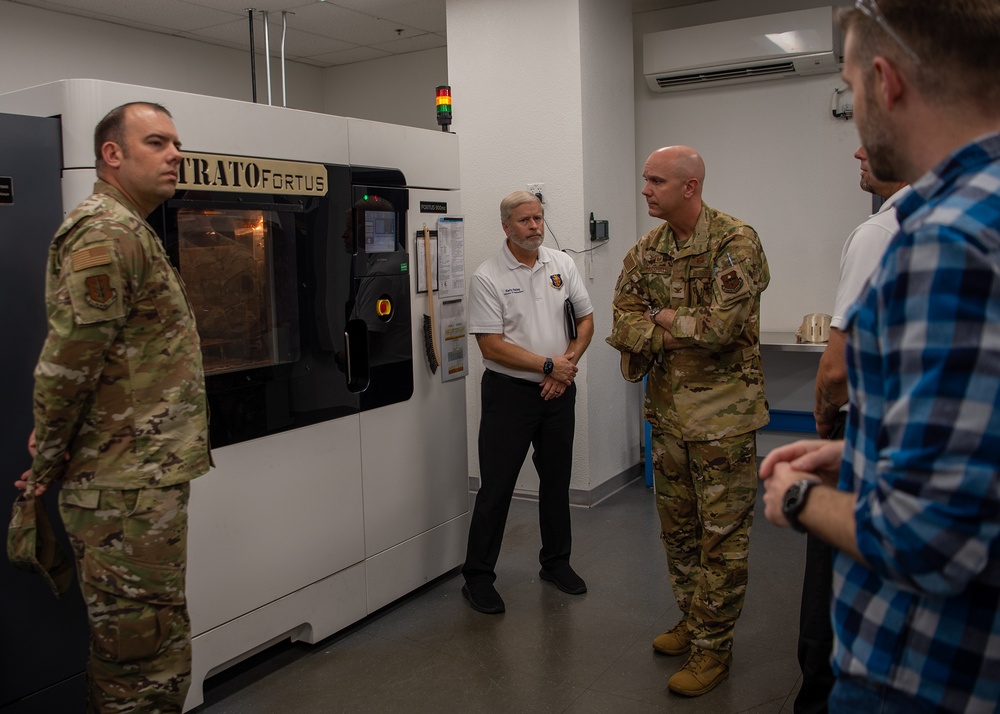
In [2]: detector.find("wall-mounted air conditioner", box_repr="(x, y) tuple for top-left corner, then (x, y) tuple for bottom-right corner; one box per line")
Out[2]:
(643, 7), (840, 93)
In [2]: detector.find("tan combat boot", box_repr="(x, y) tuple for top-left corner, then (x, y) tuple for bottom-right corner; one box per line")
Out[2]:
(667, 650), (729, 696)
(652, 622), (691, 656)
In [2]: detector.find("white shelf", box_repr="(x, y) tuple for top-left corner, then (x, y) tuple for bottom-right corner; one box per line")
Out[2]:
(760, 331), (826, 353)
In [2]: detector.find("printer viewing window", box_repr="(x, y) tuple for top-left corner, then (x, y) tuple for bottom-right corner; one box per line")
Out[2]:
(176, 207), (299, 375)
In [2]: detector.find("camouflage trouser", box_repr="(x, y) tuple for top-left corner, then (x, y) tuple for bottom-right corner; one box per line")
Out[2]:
(651, 430), (757, 662)
(58, 483), (192, 714)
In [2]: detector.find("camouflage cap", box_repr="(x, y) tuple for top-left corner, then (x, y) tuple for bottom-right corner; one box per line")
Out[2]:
(6, 493), (74, 597)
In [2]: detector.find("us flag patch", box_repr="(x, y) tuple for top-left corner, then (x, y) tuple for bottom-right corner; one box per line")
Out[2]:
(71, 246), (112, 271)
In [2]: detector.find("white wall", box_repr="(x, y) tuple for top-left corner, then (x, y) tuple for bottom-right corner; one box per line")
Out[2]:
(0, 1), (325, 112)
(634, 0), (869, 332)
(447, 0), (640, 497)
(447, 0), (587, 493)
(0, 0), (867, 491)
(580, 0), (645, 490)
(323, 47), (448, 131)
(633, 0), (871, 457)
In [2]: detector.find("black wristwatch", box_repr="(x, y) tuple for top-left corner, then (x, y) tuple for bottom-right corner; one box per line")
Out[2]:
(543, 357), (554, 375)
(782, 479), (819, 533)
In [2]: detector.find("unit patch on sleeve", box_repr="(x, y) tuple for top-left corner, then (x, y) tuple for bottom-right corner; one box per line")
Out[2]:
(714, 259), (750, 304)
(720, 268), (743, 294)
(85, 274), (118, 309)
(66, 249), (126, 325)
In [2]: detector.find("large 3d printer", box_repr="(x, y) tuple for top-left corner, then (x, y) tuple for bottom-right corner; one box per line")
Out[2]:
(0, 79), (468, 712)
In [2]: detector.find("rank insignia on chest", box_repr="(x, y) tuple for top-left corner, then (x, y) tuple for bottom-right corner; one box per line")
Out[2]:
(85, 274), (118, 309)
(719, 268), (743, 294)
(549, 274), (564, 289)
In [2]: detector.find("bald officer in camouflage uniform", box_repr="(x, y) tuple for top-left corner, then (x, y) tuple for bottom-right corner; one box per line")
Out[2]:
(607, 146), (769, 697)
(15, 102), (210, 713)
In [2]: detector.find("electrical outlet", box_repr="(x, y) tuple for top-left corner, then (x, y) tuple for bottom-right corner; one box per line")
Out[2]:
(526, 183), (544, 202)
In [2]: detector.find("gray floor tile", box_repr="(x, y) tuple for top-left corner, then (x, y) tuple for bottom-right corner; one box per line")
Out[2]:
(195, 479), (809, 713)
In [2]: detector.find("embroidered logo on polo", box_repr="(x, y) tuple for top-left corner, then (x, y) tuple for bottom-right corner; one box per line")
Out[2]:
(85, 274), (118, 309)
(549, 274), (564, 289)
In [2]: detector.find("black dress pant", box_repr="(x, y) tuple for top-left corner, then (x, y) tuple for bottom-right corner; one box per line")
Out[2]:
(795, 533), (835, 714)
(794, 412), (845, 713)
(462, 369), (576, 586)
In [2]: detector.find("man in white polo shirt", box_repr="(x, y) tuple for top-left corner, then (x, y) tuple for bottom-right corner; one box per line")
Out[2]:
(461, 190), (594, 614)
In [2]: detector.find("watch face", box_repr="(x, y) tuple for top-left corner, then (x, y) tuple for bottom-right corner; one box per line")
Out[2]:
(782, 480), (814, 533)
(783, 483), (803, 511)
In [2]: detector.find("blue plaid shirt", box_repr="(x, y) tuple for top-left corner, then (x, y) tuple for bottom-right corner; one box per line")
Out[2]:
(838, 133), (1000, 713)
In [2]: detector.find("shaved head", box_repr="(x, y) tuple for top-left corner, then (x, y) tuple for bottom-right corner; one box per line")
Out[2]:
(648, 146), (705, 185)
(641, 146), (706, 237)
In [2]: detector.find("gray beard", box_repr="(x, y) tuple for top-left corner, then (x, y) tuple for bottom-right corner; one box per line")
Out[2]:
(510, 234), (543, 251)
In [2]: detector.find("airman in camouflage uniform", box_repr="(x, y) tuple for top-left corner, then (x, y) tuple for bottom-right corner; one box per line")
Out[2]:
(16, 102), (210, 713)
(607, 146), (768, 697)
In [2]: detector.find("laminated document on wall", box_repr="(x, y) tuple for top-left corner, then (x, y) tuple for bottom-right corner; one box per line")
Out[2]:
(440, 298), (467, 381)
(436, 217), (465, 299)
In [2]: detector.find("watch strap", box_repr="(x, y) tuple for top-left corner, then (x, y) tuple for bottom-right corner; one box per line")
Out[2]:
(783, 478), (819, 533)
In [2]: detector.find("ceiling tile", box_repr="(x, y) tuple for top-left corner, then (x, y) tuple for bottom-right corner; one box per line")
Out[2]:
(17, 0), (242, 32)
(281, 2), (426, 45)
(370, 32), (446, 55)
(305, 45), (392, 66)
(177, 18), (356, 59)
(11, 0), (723, 69)
(324, 0), (446, 33)
(185, 0), (316, 14)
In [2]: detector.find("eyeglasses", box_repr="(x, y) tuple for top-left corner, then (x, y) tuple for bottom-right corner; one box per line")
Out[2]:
(855, 0), (922, 65)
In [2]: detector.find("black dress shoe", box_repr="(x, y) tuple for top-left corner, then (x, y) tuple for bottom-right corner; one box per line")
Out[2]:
(539, 565), (587, 595)
(462, 583), (505, 614)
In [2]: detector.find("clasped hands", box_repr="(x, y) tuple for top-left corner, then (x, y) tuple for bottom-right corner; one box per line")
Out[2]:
(758, 439), (844, 528)
(541, 352), (577, 401)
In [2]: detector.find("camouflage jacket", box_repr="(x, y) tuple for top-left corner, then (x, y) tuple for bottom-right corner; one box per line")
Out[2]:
(606, 203), (770, 441)
(31, 181), (210, 490)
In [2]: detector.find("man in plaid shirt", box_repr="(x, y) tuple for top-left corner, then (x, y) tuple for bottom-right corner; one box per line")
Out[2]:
(759, 2), (1000, 712)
